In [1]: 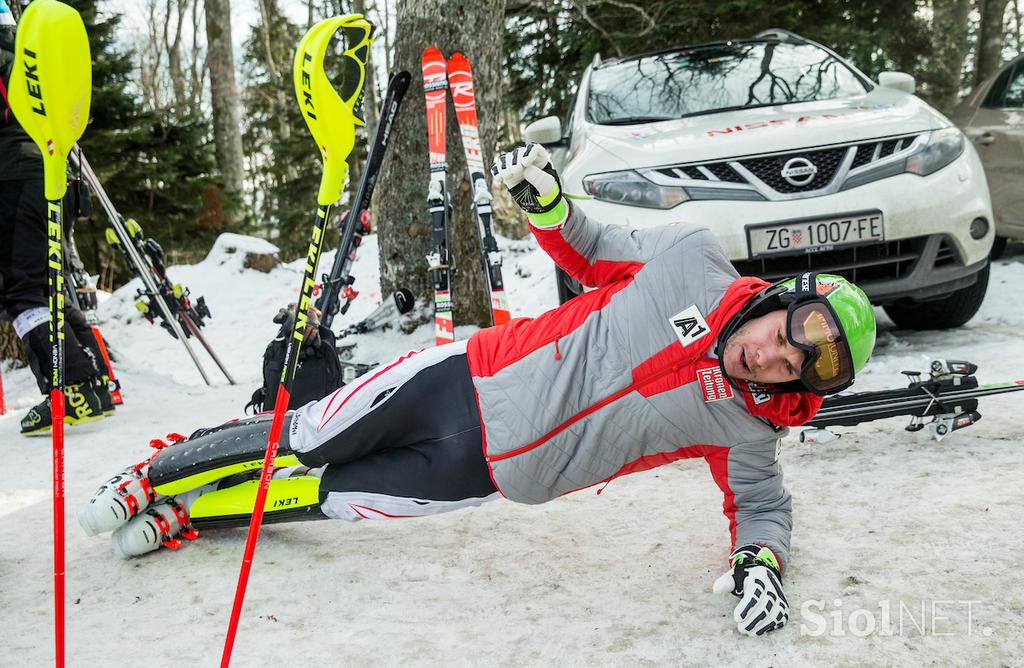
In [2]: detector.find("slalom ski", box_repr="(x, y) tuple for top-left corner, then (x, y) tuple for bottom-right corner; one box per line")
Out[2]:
(70, 150), (235, 386)
(422, 46), (455, 345)
(801, 359), (1024, 443)
(317, 70), (412, 330)
(447, 52), (511, 326)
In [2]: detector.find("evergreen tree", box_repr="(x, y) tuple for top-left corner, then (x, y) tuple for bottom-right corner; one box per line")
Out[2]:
(67, 0), (218, 288)
(239, 2), (325, 258)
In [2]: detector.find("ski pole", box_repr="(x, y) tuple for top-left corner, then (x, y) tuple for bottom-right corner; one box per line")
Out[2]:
(220, 15), (374, 667)
(7, 1), (91, 665)
(317, 70), (411, 330)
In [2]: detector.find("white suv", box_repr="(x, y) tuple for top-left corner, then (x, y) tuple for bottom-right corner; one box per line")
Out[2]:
(524, 30), (994, 330)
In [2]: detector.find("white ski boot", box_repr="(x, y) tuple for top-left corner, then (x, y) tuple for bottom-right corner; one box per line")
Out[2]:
(78, 461), (158, 537)
(78, 433), (190, 537)
(111, 498), (199, 558)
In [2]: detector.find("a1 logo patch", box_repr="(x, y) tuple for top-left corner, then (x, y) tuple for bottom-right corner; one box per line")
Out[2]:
(668, 305), (710, 347)
(697, 366), (733, 402)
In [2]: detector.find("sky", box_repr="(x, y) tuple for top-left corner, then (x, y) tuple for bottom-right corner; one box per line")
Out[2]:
(105, 0), (310, 52)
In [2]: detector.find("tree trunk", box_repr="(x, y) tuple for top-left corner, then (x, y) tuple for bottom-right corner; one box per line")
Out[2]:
(929, 0), (972, 112)
(375, 0), (507, 329)
(166, 0), (189, 114)
(0, 321), (27, 366)
(974, 0), (1011, 86)
(204, 0), (246, 227)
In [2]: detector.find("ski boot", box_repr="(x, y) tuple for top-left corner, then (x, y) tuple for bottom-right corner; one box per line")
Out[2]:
(79, 460), (159, 537)
(20, 380), (107, 435)
(112, 497), (199, 558)
(95, 376), (117, 416)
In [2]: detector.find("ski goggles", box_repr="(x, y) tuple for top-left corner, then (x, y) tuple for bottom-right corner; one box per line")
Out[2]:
(786, 299), (855, 395)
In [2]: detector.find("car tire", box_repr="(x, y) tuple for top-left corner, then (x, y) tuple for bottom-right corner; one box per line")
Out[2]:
(555, 266), (584, 305)
(882, 263), (990, 330)
(990, 235), (1008, 260)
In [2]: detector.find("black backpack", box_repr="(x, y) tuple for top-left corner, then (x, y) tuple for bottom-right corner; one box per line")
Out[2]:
(246, 318), (344, 414)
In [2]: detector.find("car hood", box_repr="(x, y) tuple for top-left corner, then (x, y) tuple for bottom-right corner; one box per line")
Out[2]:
(582, 88), (950, 167)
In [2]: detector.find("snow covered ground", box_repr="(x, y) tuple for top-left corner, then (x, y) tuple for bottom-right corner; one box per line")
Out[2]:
(1, 234), (1022, 666)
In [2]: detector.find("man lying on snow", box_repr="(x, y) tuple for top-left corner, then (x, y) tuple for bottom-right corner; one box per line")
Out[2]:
(80, 144), (875, 636)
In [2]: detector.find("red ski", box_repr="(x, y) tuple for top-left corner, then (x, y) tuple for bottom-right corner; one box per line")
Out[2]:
(447, 52), (511, 326)
(422, 46), (456, 345)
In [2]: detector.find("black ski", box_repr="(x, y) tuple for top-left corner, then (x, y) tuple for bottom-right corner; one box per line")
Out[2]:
(802, 360), (1024, 443)
(316, 71), (411, 330)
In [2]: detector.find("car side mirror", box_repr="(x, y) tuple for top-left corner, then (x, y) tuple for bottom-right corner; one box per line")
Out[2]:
(523, 116), (566, 146)
(878, 71), (916, 95)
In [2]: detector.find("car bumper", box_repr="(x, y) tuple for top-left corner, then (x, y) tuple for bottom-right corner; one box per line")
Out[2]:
(572, 150), (994, 303)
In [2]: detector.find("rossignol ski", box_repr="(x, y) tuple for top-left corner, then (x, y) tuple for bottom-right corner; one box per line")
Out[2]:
(447, 52), (510, 326)
(316, 70), (411, 330)
(70, 150), (235, 386)
(422, 46), (455, 345)
(800, 359), (1024, 443)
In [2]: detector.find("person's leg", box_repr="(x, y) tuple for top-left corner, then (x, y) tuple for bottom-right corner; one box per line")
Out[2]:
(315, 422), (499, 522)
(98, 344), (499, 556)
(171, 407), (497, 525)
(289, 339), (480, 467)
(1, 178), (103, 397)
(143, 340), (482, 493)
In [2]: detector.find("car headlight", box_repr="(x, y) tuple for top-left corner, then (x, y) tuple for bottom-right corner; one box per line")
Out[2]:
(582, 170), (689, 209)
(905, 127), (964, 176)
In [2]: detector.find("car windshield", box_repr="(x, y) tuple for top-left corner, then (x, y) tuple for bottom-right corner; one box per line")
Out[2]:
(587, 41), (869, 124)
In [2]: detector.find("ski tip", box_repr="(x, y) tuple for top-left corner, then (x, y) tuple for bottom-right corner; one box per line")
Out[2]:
(422, 46), (444, 61)
(447, 51), (469, 69)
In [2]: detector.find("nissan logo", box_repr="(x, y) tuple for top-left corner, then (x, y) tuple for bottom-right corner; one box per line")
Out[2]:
(780, 157), (818, 186)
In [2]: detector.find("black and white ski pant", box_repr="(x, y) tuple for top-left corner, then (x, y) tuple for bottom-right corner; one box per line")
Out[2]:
(291, 340), (501, 521)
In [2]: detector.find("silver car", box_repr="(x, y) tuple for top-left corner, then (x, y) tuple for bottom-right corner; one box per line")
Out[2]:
(951, 54), (1024, 257)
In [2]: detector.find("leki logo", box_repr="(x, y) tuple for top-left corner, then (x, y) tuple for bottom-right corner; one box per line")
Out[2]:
(21, 47), (46, 116)
(299, 51), (316, 121)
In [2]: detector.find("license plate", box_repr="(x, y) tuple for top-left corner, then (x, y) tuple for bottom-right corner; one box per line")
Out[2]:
(747, 211), (885, 257)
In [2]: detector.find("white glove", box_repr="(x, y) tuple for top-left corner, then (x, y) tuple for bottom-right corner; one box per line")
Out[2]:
(712, 544), (789, 636)
(490, 143), (561, 214)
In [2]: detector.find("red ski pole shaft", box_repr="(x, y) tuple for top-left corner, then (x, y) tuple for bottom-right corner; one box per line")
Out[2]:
(47, 198), (67, 668)
(221, 14), (372, 664)
(220, 204), (331, 666)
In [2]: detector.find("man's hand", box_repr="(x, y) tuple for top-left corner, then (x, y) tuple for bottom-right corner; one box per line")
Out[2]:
(490, 143), (562, 215)
(712, 544), (789, 636)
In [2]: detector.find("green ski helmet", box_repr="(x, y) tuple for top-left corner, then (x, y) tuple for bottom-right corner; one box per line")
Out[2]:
(716, 272), (876, 395)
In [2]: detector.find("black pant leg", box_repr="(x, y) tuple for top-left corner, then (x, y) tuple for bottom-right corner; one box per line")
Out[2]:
(292, 343), (483, 469)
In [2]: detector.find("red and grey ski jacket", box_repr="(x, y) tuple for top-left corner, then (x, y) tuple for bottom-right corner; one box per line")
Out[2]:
(467, 202), (823, 569)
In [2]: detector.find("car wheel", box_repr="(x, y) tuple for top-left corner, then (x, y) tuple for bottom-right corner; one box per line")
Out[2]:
(882, 263), (990, 330)
(555, 266), (584, 305)
(990, 235), (1008, 260)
